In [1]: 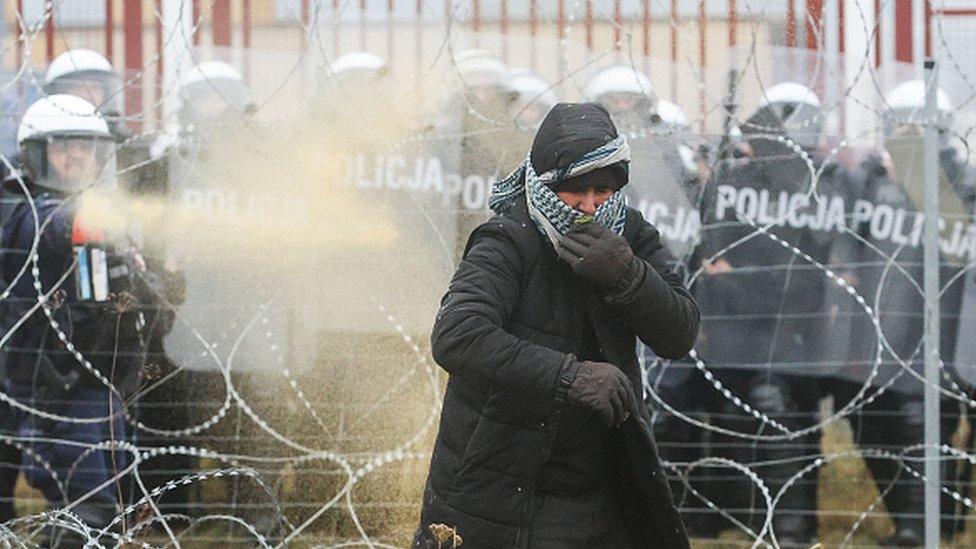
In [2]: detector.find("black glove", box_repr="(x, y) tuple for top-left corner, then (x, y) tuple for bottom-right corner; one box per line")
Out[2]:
(566, 360), (636, 428)
(558, 222), (642, 292)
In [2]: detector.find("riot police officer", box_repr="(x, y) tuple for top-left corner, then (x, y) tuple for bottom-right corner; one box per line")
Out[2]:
(313, 52), (403, 141)
(44, 49), (194, 517)
(584, 65), (657, 133)
(856, 80), (974, 545)
(885, 79), (973, 205)
(0, 162), (18, 523)
(1, 95), (161, 544)
(42, 49), (171, 202)
(447, 51), (522, 258)
(452, 50), (521, 170)
(43, 49), (127, 139)
(177, 61), (256, 148)
(171, 61), (257, 186)
(326, 51), (388, 85)
(509, 68), (558, 130)
(696, 82), (844, 544)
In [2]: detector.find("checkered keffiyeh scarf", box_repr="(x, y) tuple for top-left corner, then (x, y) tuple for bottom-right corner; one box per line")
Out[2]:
(488, 135), (631, 249)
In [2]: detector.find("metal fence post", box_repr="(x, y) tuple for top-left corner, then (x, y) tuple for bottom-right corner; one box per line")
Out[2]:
(922, 57), (941, 548)
(161, 0), (194, 136)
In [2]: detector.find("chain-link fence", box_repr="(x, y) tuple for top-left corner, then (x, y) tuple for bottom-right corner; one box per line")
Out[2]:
(1, 1), (976, 547)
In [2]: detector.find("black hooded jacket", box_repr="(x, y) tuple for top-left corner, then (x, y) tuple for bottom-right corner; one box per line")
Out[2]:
(415, 103), (698, 548)
(414, 192), (698, 548)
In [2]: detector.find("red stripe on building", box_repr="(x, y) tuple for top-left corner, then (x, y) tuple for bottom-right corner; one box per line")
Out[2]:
(895, 0), (912, 62)
(300, 0), (309, 49)
(212, 0), (231, 47)
(105, 0), (114, 62)
(193, 0), (201, 46)
(45, 1), (55, 61)
(787, 0), (797, 47)
(874, 0), (881, 65)
(925, 0), (932, 57)
(585, 0), (593, 50)
(530, 0), (538, 70)
(388, 0), (395, 67)
(642, 0), (651, 57)
(839, 0), (846, 54)
(806, 0), (823, 49)
(729, 0), (738, 47)
(614, 0), (622, 48)
(124, 0), (144, 132)
(500, 0), (509, 62)
(699, 0), (706, 133)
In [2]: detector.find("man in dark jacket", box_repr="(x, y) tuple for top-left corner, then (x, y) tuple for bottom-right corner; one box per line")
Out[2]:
(413, 103), (700, 549)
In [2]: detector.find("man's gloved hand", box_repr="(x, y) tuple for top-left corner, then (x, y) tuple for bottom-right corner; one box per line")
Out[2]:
(567, 360), (636, 428)
(557, 222), (641, 292)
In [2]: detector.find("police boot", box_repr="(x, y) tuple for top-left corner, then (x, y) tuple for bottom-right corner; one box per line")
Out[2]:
(709, 400), (761, 532)
(940, 398), (970, 540)
(649, 373), (717, 538)
(0, 403), (20, 522)
(748, 382), (816, 545)
(879, 401), (925, 548)
(881, 484), (925, 547)
(0, 444), (19, 522)
(878, 477), (924, 547)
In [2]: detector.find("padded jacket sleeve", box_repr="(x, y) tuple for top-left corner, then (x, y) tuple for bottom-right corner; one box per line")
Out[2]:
(431, 221), (576, 402)
(603, 211), (700, 359)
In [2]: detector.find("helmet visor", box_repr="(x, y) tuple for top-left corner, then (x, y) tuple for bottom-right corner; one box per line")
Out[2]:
(46, 71), (125, 124)
(180, 79), (255, 127)
(27, 135), (117, 194)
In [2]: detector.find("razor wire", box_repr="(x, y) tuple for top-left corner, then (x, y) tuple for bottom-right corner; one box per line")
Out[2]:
(0, 1), (975, 547)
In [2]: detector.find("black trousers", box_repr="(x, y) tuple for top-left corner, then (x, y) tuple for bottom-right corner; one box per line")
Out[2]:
(705, 371), (820, 540)
(527, 488), (633, 548)
(941, 397), (974, 539)
(647, 361), (719, 537)
(0, 440), (18, 521)
(0, 389), (18, 521)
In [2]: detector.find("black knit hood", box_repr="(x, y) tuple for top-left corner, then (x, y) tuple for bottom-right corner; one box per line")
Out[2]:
(530, 102), (629, 191)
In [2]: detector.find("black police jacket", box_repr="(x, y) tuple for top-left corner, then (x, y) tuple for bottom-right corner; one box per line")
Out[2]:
(0, 193), (152, 391)
(695, 145), (844, 374)
(414, 196), (699, 548)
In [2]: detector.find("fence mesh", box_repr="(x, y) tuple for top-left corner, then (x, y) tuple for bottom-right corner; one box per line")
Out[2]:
(1, 1), (975, 547)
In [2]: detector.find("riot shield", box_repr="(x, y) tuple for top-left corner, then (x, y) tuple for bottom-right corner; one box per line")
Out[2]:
(161, 127), (317, 376)
(819, 63), (975, 394)
(625, 132), (701, 264)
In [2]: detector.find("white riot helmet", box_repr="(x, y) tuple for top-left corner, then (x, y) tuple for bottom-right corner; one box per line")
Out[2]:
(510, 68), (558, 128)
(44, 49), (125, 132)
(454, 50), (518, 106)
(750, 82), (823, 149)
(884, 79), (953, 135)
(17, 95), (117, 194)
(178, 61), (255, 129)
(328, 52), (388, 82)
(654, 100), (690, 133)
(584, 65), (657, 121)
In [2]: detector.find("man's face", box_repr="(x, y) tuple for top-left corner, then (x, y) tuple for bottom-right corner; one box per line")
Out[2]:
(62, 79), (106, 110)
(47, 138), (99, 184)
(601, 93), (641, 115)
(556, 186), (615, 216)
(465, 84), (516, 113)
